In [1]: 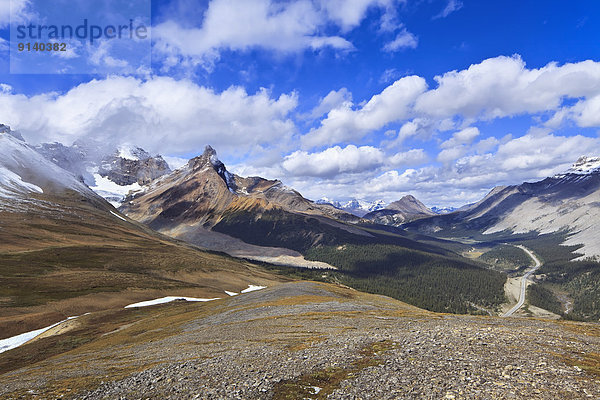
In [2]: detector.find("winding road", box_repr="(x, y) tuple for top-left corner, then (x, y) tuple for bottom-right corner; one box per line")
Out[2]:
(502, 245), (542, 317)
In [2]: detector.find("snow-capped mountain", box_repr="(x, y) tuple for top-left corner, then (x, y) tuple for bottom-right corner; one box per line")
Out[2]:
(431, 206), (457, 214)
(556, 156), (600, 177)
(316, 198), (386, 217)
(36, 142), (170, 207)
(315, 197), (342, 209)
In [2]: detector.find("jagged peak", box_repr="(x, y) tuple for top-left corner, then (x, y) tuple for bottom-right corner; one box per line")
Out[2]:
(203, 145), (217, 158)
(0, 124), (25, 141)
(187, 145), (237, 193)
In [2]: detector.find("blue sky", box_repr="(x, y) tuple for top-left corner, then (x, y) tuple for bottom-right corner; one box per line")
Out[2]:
(0, 0), (599, 207)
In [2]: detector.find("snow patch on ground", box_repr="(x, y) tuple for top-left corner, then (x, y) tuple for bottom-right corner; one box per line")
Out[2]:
(110, 210), (127, 222)
(0, 315), (80, 354)
(124, 296), (221, 308)
(241, 285), (267, 293)
(125, 286), (267, 308)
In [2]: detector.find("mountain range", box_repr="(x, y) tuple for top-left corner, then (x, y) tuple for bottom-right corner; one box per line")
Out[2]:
(25, 128), (600, 262)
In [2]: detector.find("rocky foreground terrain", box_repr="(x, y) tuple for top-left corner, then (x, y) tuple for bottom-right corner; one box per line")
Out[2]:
(1, 282), (599, 399)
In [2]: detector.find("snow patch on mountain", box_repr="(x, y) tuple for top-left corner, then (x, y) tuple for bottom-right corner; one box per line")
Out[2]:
(117, 145), (151, 161)
(0, 127), (90, 197)
(89, 173), (143, 207)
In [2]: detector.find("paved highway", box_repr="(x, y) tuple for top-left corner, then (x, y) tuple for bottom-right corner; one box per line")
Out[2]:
(502, 245), (542, 317)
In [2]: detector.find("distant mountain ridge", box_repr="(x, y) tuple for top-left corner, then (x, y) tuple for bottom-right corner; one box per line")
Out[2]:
(315, 197), (386, 217)
(406, 156), (600, 259)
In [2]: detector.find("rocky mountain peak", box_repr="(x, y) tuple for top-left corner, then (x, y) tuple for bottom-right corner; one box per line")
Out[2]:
(115, 145), (152, 161)
(188, 145), (237, 193)
(0, 124), (25, 141)
(388, 195), (434, 215)
(567, 155), (600, 175)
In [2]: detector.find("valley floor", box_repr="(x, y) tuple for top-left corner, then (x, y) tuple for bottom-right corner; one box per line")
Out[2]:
(1, 282), (599, 399)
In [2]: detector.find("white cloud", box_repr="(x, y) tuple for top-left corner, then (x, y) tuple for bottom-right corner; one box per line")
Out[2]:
(379, 68), (402, 84)
(307, 88), (352, 119)
(566, 95), (600, 128)
(281, 145), (426, 178)
(282, 145), (385, 178)
(433, 0), (463, 19)
(437, 146), (466, 163)
(302, 75), (427, 148)
(0, 76), (298, 158)
(439, 127), (480, 159)
(153, 0), (408, 70)
(292, 130), (599, 207)
(317, 0), (399, 32)
(389, 148), (428, 166)
(383, 28), (418, 52)
(162, 156), (189, 170)
(306, 56), (600, 151)
(415, 56), (600, 120)
(303, 56), (600, 151)
(153, 0), (358, 69)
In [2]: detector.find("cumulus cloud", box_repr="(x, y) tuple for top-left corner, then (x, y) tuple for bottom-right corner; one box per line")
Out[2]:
(383, 28), (418, 52)
(281, 145), (427, 178)
(414, 56), (600, 120)
(153, 0), (404, 70)
(317, 0), (400, 32)
(437, 126), (480, 162)
(283, 145), (385, 178)
(301, 75), (427, 148)
(565, 95), (600, 128)
(304, 56), (600, 152)
(0, 76), (298, 158)
(289, 130), (599, 207)
(307, 88), (352, 120)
